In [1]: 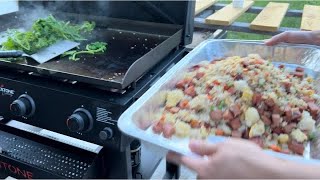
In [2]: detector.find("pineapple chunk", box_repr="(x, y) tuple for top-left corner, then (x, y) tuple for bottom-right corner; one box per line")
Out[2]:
(249, 121), (265, 138)
(245, 107), (260, 127)
(278, 134), (289, 144)
(241, 87), (253, 102)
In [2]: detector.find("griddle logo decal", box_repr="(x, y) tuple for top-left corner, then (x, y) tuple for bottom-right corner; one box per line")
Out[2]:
(0, 161), (33, 179)
(0, 85), (15, 96)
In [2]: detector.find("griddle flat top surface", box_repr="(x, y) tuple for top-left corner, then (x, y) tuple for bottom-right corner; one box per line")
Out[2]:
(20, 28), (167, 83)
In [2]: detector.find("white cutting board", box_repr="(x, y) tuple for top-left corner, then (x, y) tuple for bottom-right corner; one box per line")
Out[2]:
(0, 0), (19, 16)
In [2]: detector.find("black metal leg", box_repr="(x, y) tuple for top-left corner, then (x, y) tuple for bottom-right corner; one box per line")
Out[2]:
(163, 160), (180, 179)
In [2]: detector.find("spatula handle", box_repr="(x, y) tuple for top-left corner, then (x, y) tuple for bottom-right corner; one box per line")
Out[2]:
(0, 50), (24, 58)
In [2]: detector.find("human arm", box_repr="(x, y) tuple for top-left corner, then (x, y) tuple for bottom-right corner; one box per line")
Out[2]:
(265, 30), (320, 46)
(166, 139), (320, 179)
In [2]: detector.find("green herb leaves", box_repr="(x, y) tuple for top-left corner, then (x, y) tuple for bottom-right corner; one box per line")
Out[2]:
(1, 15), (95, 54)
(61, 42), (108, 61)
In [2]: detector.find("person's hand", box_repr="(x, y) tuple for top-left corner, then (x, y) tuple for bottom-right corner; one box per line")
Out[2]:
(265, 30), (320, 46)
(166, 138), (286, 179)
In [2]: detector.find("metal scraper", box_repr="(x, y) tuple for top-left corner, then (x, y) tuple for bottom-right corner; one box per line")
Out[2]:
(0, 40), (80, 64)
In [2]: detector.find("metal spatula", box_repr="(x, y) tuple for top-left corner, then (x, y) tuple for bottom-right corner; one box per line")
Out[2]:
(0, 40), (80, 64)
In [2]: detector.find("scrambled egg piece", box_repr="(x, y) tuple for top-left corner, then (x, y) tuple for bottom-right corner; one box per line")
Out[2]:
(234, 80), (249, 91)
(166, 89), (184, 107)
(189, 94), (207, 111)
(291, 128), (308, 143)
(165, 113), (177, 124)
(175, 121), (191, 137)
(245, 107), (260, 127)
(298, 111), (316, 132)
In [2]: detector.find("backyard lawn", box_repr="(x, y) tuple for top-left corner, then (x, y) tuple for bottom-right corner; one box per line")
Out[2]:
(219, 0), (320, 40)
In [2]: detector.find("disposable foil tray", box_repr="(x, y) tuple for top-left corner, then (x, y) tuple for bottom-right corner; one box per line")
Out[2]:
(118, 39), (320, 164)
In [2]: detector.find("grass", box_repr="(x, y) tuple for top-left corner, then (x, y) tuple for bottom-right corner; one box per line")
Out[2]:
(217, 0), (320, 40)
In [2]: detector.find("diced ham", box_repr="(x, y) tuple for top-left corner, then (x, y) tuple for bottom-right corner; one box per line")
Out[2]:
(230, 104), (241, 117)
(308, 102), (320, 116)
(272, 127), (283, 134)
(261, 115), (271, 125)
(272, 105), (282, 114)
(229, 118), (241, 130)
(302, 96), (315, 103)
(257, 108), (264, 115)
(283, 123), (297, 134)
(179, 100), (189, 109)
(265, 98), (275, 107)
(137, 119), (153, 130)
(184, 86), (196, 97)
(249, 137), (264, 148)
(204, 122), (211, 129)
(292, 108), (302, 121)
(242, 61), (250, 68)
(231, 130), (242, 138)
(227, 87), (236, 95)
(196, 72), (205, 79)
(175, 80), (185, 90)
(293, 72), (304, 78)
(299, 106), (308, 112)
(272, 114), (281, 127)
(284, 106), (292, 121)
(191, 65), (200, 71)
(264, 111), (271, 118)
(295, 67), (304, 72)
(234, 74), (243, 80)
(223, 110), (234, 122)
(210, 110), (223, 121)
(163, 123), (175, 138)
(288, 140), (305, 155)
(252, 93), (262, 106)
(152, 121), (164, 134)
(168, 107), (180, 114)
(282, 81), (292, 92)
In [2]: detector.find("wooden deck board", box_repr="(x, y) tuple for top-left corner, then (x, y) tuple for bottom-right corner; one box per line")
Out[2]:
(205, 0), (254, 26)
(301, 5), (320, 31)
(195, 0), (218, 15)
(250, 2), (289, 32)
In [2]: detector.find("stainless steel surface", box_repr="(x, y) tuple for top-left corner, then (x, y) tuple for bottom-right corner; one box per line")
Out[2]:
(6, 120), (102, 154)
(30, 40), (80, 64)
(119, 39), (320, 164)
(0, 40), (79, 64)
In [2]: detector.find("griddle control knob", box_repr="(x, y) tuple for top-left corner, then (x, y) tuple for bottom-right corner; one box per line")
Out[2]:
(99, 127), (113, 141)
(66, 108), (93, 132)
(10, 94), (36, 117)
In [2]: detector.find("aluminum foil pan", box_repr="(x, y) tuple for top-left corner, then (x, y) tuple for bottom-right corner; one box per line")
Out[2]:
(118, 39), (320, 164)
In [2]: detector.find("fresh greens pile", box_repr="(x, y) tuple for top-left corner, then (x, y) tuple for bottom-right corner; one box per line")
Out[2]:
(61, 42), (108, 61)
(1, 15), (95, 54)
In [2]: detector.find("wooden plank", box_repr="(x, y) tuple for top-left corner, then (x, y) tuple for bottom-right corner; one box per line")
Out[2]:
(195, 18), (298, 36)
(301, 5), (320, 31)
(205, 0), (254, 26)
(195, 0), (218, 15)
(250, 2), (289, 32)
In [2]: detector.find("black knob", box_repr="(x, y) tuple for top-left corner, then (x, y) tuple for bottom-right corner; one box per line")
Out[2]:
(10, 94), (35, 117)
(66, 108), (93, 132)
(99, 127), (113, 140)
